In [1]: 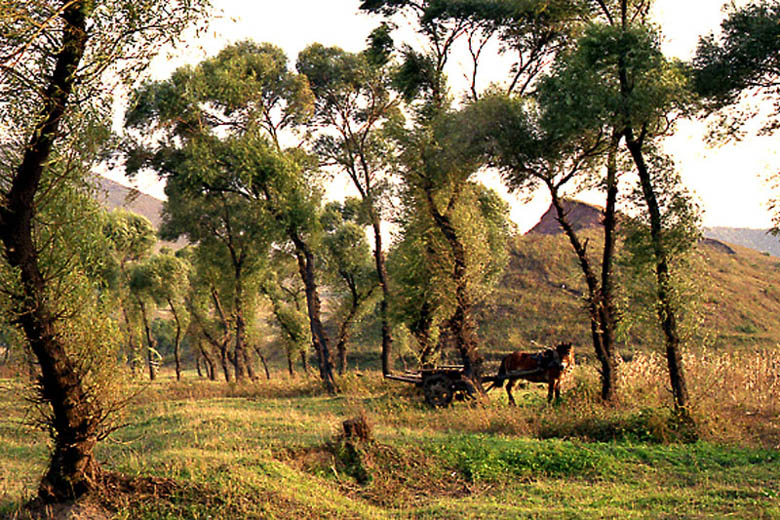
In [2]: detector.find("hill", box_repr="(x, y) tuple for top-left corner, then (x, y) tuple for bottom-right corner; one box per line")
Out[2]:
(526, 199), (604, 235)
(474, 229), (780, 365)
(91, 175), (165, 226)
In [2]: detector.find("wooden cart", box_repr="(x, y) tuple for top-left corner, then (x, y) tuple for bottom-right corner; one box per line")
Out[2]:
(385, 366), (477, 408)
(386, 365), (545, 408)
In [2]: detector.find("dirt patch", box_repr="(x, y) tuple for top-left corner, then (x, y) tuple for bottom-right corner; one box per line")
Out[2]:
(279, 441), (473, 508)
(15, 472), (221, 520)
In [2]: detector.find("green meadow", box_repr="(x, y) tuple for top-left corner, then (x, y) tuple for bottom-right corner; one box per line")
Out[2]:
(2, 365), (778, 519)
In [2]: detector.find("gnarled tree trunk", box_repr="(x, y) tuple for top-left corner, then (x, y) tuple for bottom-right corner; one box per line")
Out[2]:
(0, 1), (104, 502)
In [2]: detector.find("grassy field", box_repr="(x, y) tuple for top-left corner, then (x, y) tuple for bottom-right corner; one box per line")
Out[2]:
(2, 354), (779, 519)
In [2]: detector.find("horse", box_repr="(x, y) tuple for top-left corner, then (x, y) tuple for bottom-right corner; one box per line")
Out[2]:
(486, 342), (574, 405)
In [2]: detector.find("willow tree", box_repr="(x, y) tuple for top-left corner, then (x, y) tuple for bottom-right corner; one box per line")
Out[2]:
(103, 209), (157, 373)
(389, 182), (513, 366)
(360, 0), (583, 386)
(458, 89), (622, 401)
(259, 254), (311, 376)
(158, 177), (272, 382)
(297, 41), (400, 375)
(129, 251), (191, 381)
(321, 200), (380, 374)
(125, 41), (339, 393)
(0, 0), (209, 502)
(586, 1), (699, 417)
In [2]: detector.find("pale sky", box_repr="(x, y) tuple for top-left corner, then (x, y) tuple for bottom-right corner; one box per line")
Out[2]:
(106, 0), (777, 232)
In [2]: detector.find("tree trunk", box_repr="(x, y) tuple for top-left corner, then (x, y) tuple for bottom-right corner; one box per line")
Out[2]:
(254, 346), (271, 380)
(301, 349), (309, 374)
(198, 341), (217, 381)
(423, 188), (483, 389)
(232, 277), (247, 382)
(209, 288), (233, 383)
(290, 230), (337, 393)
(597, 137), (621, 402)
(546, 145), (621, 403)
(370, 215), (394, 376)
(624, 134), (691, 413)
(119, 300), (141, 374)
(414, 301), (436, 366)
(168, 298), (183, 381)
(136, 299), (157, 381)
(286, 348), (295, 376)
(335, 272), (363, 375)
(0, 1), (104, 502)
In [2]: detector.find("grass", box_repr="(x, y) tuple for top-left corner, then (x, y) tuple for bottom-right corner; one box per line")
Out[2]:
(2, 351), (779, 519)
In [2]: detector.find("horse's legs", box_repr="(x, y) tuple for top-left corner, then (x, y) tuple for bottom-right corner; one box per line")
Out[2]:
(506, 378), (517, 406)
(547, 380), (562, 404)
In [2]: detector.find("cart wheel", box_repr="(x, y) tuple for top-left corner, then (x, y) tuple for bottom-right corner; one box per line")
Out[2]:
(424, 375), (453, 408)
(452, 379), (477, 401)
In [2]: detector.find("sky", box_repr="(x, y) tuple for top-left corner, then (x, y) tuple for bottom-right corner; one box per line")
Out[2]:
(105, 0), (778, 232)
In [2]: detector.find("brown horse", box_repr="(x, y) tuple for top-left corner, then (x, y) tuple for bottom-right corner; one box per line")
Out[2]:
(486, 343), (574, 405)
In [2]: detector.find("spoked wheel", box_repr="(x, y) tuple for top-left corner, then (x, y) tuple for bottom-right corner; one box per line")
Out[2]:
(423, 375), (454, 408)
(452, 379), (477, 401)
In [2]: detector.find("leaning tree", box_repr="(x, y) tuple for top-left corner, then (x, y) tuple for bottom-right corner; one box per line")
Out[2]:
(0, 0), (209, 502)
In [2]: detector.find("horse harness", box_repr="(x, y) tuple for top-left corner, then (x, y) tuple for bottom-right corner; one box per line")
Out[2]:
(530, 348), (563, 371)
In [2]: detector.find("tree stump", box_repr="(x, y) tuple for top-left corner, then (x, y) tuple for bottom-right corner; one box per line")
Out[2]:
(342, 415), (371, 442)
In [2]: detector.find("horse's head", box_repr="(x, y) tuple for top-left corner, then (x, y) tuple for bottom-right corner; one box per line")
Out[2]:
(555, 342), (574, 372)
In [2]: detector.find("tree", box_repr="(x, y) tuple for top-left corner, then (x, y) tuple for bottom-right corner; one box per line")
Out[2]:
(321, 200), (380, 374)
(693, 1), (780, 230)
(160, 182), (271, 382)
(259, 257), (312, 376)
(361, 0), (582, 388)
(132, 251), (191, 381)
(103, 209), (157, 374)
(586, 1), (699, 417)
(389, 179), (513, 366)
(185, 245), (238, 383)
(0, 0), (209, 502)
(126, 41), (339, 393)
(297, 42), (400, 375)
(459, 90), (623, 401)
(128, 259), (164, 380)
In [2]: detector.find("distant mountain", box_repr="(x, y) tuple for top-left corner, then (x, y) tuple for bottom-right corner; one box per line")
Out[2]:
(526, 199), (604, 235)
(702, 227), (780, 257)
(90, 175), (187, 249)
(91, 175), (165, 227)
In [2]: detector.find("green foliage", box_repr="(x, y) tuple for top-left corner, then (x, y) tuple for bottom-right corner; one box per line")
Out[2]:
(541, 22), (694, 137)
(439, 435), (614, 482)
(296, 43), (401, 219)
(618, 152), (704, 345)
(104, 209), (157, 265)
(259, 256), (311, 359)
(151, 318), (176, 357)
(694, 1), (780, 120)
(389, 182), (513, 358)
